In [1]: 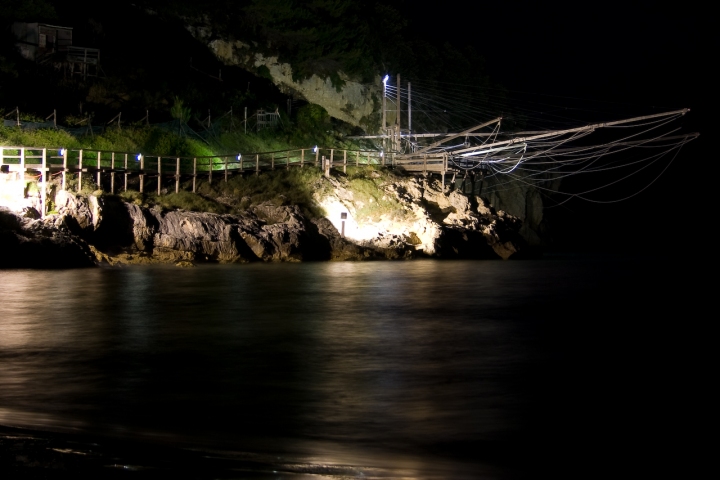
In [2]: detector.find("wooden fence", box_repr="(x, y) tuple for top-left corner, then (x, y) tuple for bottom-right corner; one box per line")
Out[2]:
(0, 145), (395, 217)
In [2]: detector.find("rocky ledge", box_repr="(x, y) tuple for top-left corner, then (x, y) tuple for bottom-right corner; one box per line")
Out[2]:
(1, 176), (529, 269)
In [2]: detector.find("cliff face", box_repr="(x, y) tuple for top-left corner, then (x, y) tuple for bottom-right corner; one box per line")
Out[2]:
(186, 24), (380, 130)
(480, 172), (560, 247)
(0, 171), (529, 268)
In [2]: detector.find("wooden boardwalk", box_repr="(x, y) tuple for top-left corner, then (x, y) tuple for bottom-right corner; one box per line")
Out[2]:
(0, 145), (395, 217)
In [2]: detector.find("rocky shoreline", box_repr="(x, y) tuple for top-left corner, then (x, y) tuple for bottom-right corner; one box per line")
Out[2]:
(1, 175), (532, 269)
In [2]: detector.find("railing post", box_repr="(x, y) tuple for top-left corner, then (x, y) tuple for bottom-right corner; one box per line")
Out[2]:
(356, 151), (359, 167)
(343, 150), (347, 174)
(286, 151), (290, 170)
(96, 151), (102, 189)
(271, 153), (274, 170)
(62, 148), (67, 190)
(157, 156), (162, 195)
(176, 157), (180, 193)
(255, 154), (259, 176)
(224, 156), (228, 182)
(20, 147), (25, 185)
(315, 148), (319, 166)
(301, 149), (305, 168)
(123, 153), (128, 192)
(41, 148), (47, 218)
(209, 158), (212, 185)
(139, 154), (144, 193)
(78, 149), (82, 192)
(111, 152), (115, 194)
(193, 158), (197, 193)
(329, 149), (334, 173)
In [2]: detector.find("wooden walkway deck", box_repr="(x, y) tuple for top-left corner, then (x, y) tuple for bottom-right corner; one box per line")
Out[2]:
(0, 145), (396, 217)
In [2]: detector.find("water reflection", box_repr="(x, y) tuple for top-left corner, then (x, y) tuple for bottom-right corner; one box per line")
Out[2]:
(1, 257), (670, 478)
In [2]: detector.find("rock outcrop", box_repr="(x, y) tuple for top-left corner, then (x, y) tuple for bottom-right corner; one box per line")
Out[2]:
(50, 192), (387, 266)
(316, 175), (526, 260)
(0, 207), (96, 269)
(2, 171), (529, 268)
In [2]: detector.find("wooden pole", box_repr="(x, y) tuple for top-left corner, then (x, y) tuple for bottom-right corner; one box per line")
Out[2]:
(343, 150), (347, 174)
(271, 153), (274, 170)
(41, 148), (46, 218)
(255, 154), (259, 176)
(123, 153), (128, 192)
(157, 156), (161, 195)
(139, 154), (144, 193)
(209, 158), (212, 185)
(96, 151), (101, 188)
(111, 152), (115, 194)
(77, 149), (82, 192)
(193, 158), (197, 192)
(244, 107), (247, 134)
(175, 157), (180, 193)
(301, 149), (305, 167)
(329, 149), (334, 174)
(382, 79), (386, 132)
(396, 73), (401, 153)
(224, 156), (228, 182)
(19, 147), (25, 185)
(356, 151), (359, 167)
(62, 149), (67, 190)
(315, 148), (319, 166)
(408, 81), (412, 144)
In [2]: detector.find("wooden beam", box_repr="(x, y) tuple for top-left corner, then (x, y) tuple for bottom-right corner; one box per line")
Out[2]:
(413, 117), (502, 155)
(452, 109), (689, 155)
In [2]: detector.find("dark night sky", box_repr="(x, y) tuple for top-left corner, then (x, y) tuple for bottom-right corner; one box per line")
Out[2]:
(411, 1), (710, 250)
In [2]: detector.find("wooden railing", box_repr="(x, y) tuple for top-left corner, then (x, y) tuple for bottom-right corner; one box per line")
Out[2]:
(0, 145), (393, 217)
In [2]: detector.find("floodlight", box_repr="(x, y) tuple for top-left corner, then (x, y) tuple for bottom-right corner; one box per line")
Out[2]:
(383, 75), (389, 84)
(313, 145), (318, 153)
(136, 154), (142, 161)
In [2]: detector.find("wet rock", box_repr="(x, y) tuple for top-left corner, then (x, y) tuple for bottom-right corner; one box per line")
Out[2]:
(0, 208), (96, 269)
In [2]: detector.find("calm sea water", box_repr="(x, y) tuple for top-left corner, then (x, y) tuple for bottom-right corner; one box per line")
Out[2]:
(0, 256), (696, 478)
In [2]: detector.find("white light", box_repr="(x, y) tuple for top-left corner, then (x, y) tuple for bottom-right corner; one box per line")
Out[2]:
(237, 153), (242, 160)
(380, 151), (384, 157)
(136, 154), (142, 161)
(313, 145), (318, 153)
(383, 75), (389, 84)
(58, 148), (65, 156)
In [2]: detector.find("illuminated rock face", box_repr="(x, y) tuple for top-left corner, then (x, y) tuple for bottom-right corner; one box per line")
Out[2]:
(185, 25), (379, 129)
(4, 181), (527, 267)
(316, 175), (526, 260)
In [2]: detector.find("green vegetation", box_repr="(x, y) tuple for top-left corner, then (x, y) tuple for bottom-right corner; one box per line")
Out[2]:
(103, 166), (330, 218)
(345, 166), (409, 222)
